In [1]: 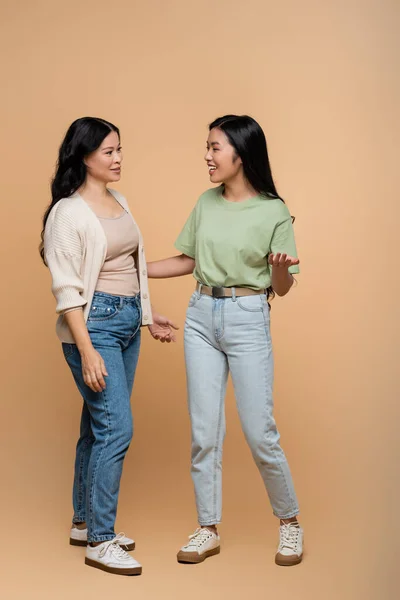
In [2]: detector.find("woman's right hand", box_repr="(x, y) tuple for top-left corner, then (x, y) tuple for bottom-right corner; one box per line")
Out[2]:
(63, 309), (108, 392)
(80, 346), (108, 392)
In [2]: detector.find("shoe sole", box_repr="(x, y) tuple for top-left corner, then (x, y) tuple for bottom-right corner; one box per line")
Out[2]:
(85, 557), (142, 575)
(177, 546), (220, 564)
(70, 538), (135, 551)
(275, 553), (303, 566)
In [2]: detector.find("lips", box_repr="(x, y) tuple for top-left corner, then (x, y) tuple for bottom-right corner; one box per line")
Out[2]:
(208, 165), (217, 174)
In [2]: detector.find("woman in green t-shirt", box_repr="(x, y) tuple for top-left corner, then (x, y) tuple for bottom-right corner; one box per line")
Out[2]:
(147, 115), (303, 567)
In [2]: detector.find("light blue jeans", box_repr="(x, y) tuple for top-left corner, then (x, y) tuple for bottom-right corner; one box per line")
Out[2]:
(62, 292), (142, 543)
(184, 289), (299, 525)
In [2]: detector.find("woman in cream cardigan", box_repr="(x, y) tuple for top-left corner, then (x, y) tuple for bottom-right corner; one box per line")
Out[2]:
(40, 117), (177, 577)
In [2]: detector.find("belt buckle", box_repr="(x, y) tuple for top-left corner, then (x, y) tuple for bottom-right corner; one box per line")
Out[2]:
(212, 286), (225, 298)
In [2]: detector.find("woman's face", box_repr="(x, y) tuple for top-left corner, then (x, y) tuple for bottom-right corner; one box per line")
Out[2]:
(84, 131), (122, 183)
(204, 127), (242, 184)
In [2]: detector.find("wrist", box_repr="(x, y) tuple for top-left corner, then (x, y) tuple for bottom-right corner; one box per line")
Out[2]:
(77, 340), (94, 355)
(272, 265), (290, 277)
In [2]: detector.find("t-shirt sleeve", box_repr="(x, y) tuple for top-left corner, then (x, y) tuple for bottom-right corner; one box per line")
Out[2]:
(270, 217), (300, 275)
(174, 205), (197, 259)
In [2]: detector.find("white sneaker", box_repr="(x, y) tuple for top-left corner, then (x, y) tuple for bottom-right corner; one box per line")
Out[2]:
(70, 525), (135, 551)
(177, 527), (220, 563)
(275, 522), (304, 566)
(85, 533), (142, 575)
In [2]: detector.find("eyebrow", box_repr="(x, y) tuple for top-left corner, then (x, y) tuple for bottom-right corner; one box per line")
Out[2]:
(102, 145), (121, 151)
(207, 141), (221, 147)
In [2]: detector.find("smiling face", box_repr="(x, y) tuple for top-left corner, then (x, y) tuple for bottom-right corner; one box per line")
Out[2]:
(84, 131), (122, 183)
(204, 127), (242, 184)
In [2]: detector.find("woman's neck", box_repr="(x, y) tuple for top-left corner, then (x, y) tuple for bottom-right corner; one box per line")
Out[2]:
(222, 176), (257, 203)
(79, 176), (109, 203)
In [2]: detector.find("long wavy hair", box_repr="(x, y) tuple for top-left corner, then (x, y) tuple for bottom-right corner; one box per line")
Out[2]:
(39, 117), (119, 265)
(209, 114), (294, 301)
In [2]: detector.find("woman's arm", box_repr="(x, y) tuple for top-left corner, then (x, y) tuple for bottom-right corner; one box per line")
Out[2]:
(269, 253), (300, 297)
(64, 309), (108, 392)
(268, 213), (300, 297)
(145, 254), (193, 342)
(45, 211), (108, 392)
(147, 254), (195, 278)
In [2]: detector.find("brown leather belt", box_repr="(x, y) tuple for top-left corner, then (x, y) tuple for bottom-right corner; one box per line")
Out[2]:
(196, 282), (265, 298)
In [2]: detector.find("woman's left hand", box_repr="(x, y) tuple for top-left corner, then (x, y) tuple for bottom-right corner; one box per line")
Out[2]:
(149, 312), (179, 343)
(268, 252), (299, 269)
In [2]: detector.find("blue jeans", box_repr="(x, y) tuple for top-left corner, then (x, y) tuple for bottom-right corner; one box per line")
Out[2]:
(184, 290), (299, 525)
(62, 292), (142, 543)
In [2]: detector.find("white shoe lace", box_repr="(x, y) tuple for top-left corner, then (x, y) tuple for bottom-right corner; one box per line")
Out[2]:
(278, 523), (301, 553)
(185, 527), (215, 550)
(99, 533), (130, 560)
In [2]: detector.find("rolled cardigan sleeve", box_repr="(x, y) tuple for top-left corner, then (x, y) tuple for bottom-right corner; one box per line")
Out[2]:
(44, 208), (87, 314)
(45, 250), (87, 314)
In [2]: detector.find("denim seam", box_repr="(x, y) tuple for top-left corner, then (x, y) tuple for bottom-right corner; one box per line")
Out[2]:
(214, 299), (225, 342)
(87, 388), (111, 542)
(273, 508), (299, 520)
(72, 516), (86, 524)
(260, 436), (297, 515)
(188, 292), (201, 308)
(75, 435), (92, 517)
(212, 300), (216, 342)
(261, 304), (272, 354)
(260, 311), (298, 515)
(198, 518), (222, 526)
(211, 360), (225, 524)
(127, 302), (142, 345)
(63, 343), (75, 358)
(89, 534), (116, 543)
(220, 300), (225, 341)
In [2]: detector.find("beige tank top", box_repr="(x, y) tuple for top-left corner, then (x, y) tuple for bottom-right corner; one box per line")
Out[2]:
(95, 210), (140, 296)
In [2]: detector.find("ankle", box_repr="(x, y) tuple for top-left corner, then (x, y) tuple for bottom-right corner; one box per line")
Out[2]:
(202, 525), (218, 535)
(280, 517), (299, 526)
(73, 521), (87, 530)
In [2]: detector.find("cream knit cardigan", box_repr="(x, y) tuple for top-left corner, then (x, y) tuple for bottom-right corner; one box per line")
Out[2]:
(44, 188), (153, 343)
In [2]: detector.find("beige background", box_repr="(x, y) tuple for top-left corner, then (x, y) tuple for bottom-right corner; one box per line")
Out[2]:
(1, 1), (398, 598)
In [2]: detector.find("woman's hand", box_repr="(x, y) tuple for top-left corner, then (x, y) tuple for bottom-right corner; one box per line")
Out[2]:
(63, 309), (107, 391)
(268, 253), (299, 269)
(268, 253), (300, 297)
(149, 312), (179, 343)
(80, 346), (108, 392)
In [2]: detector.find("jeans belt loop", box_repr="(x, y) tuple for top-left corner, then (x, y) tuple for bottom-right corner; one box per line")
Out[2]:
(198, 283), (202, 296)
(231, 287), (237, 302)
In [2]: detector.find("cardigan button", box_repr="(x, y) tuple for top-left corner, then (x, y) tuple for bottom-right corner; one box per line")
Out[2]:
(143, 293), (148, 299)
(142, 270), (147, 276)
(144, 314), (149, 320)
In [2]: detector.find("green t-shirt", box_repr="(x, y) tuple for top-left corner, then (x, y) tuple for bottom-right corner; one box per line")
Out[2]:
(175, 186), (299, 290)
